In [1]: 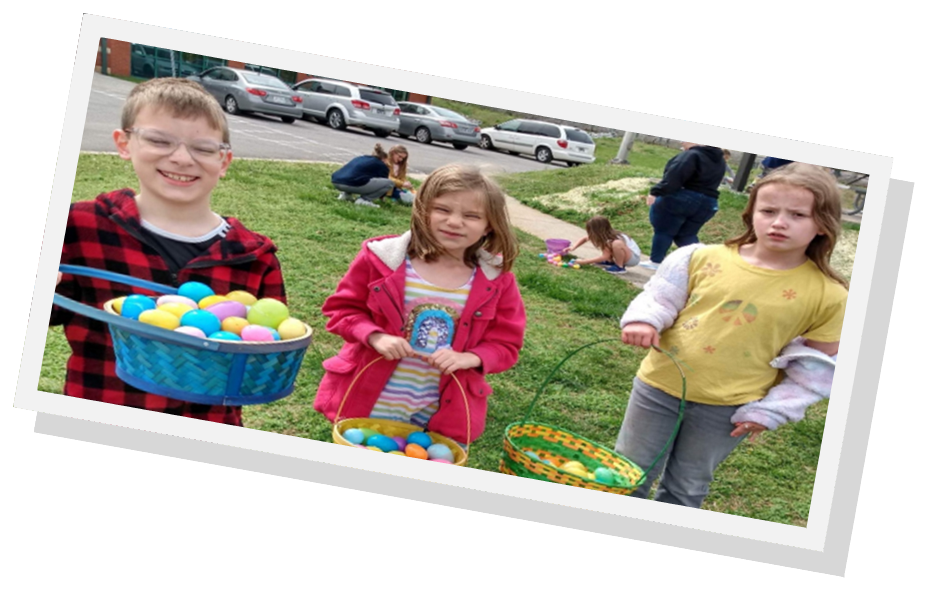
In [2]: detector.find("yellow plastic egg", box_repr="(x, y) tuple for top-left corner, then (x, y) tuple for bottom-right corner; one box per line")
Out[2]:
(388, 451), (405, 456)
(138, 309), (181, 330)
(560, 461), (589, 477)
(111, 296), (127, 314)
(225, 290), (258, 306)
(277, 317), (306, 340)
(158, 302), (195, 318)
(221, 316), (250, 336)
(198, 295), (230, 310)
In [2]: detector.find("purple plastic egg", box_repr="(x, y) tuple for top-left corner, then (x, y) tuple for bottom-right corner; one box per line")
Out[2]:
(392, 436), (407, 452)
(206, 300), (248, 322)
(174, 326), (206, 338)
(241, 325), (275, 342)
(157, 294), (199, 309)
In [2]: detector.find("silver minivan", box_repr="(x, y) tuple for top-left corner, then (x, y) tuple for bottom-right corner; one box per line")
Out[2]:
(292, 79), (400, 137)
(478, 119), (596, 165)
(395, 102), (481, 150)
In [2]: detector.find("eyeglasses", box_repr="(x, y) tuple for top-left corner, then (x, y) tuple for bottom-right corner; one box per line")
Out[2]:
(125, 128), (231, 162)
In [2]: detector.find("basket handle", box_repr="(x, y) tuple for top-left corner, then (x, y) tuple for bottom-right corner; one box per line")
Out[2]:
(334, 355), (472, 457)
(520, 338), (687, 486)
(52, 264), (235, 352)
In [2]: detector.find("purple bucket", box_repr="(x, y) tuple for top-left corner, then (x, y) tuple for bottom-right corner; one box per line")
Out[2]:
(545, 239), (571, 254)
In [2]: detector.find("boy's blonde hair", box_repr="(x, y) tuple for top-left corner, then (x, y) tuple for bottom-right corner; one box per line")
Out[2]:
(408, 164), (519, 273)
(121, 78), (230, 143)
(725, 162), (848, 288)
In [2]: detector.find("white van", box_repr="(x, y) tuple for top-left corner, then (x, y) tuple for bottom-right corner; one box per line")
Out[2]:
(478, 119), (596, 165)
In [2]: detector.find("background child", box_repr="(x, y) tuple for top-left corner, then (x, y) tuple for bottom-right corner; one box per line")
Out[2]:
(387, 145), (416, 204)
(616, 163), (847, 507)
(564, 215), (641, 274)
(51, 78), (286, 426)
(331, 144), (393, 208)
(314, 164), (526, 445)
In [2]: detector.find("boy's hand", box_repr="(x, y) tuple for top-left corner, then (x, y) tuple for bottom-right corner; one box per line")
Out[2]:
(57, 272), (62, 286)
(426, 349), (481, 374)
(368, 333), (415, 361)
(731, 421), (767, 442)
(622, 322), (660, 349)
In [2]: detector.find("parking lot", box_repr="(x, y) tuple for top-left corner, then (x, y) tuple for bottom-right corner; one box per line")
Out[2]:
(82, 73), (560, 176)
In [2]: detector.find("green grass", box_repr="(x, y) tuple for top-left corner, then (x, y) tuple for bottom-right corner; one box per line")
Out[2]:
(42, 152), (843, 526)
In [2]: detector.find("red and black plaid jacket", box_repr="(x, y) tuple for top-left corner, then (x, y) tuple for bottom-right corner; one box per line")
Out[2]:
(50, 189), (287, 426)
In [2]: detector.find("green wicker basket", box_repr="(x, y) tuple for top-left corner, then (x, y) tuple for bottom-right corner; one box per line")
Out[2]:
(499, 339), (687, 495)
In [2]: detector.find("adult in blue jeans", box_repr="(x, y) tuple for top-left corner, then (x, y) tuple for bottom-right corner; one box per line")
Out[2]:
(640, 142), (727, 270)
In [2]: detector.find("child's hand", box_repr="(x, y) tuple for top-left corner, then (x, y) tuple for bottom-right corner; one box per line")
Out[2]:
(368, 333), (415, 361)
(731, 421), (767, 442)
(622, 322), (660, 348)
(426, 349), (482, 374)
(646, 195), (656, 206)
(57, 272), (62, 286)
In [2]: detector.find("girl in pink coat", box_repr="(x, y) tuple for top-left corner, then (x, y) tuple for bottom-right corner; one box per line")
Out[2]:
(314, 164), (526, 445)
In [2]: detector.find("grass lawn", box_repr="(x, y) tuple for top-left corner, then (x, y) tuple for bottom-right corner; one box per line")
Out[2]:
(40, 151), (853, 526)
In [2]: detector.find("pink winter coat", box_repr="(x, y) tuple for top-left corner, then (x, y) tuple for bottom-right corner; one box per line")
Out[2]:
(314, 232), (527, 444)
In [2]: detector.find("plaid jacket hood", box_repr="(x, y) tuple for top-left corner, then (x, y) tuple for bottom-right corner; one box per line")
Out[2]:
(51, 189), (287, 425)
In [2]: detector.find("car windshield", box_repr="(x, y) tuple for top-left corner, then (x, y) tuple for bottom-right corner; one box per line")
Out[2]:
(565, 128), (594, 144)
(360, 90), (397, 106)
(242, 73), (290, 89)
(431, 107), (469, 122)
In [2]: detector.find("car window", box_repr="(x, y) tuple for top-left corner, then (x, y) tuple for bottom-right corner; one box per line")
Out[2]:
(414, 105), (431, 115)
(518, 121), (542, 135)
(157, 49), (172, 60)
(335, 85), (352, 97)
(565, 128), (594, 144)
(242, 73), (289, 89)
(498, 120), (521, 132)
(432, 107), (468, 122)
(360, 90), (396, 105)
(399, 103), (417, 114)
(538, 124), (561, 138)
(203, 69), (223, 80)
(221, 70), (239, 82)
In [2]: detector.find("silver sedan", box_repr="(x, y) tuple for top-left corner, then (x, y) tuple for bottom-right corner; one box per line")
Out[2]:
(395, 102), (481, 150)
(188, 67), (304, 124)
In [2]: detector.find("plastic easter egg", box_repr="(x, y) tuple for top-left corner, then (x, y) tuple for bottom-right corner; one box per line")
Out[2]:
(407, 431), (433, 449)
(277, 317), (307, 340)
(180, 309), (222, 336)
(404, 444), (428, 460)
(523, 450), (540, 461)
(198, 295), (230, 310)
(138, 309), (181, 331)
(267, 328), (281, 341)
(560, 461), (588, 477)
(430, 459), (452, 464)
(111, 296), (127, 314)
(593, 467), (615, 484)
(240, 325), (275, 342)
(391, 436), (407, 452)
(366, 435), (400, 453)
(247, 298), (290, 329)
(538, 253), (546, 258)
(177, 281), (214, 303)
(388, 451), (406, 456)
(343, 428), (365, 445)
(157, 302), (195, 318)
(221, 316), (249, 335)
(156, 294), (199, 309)
(207, 300), (248, 321)
(426, 443), (454, 462)
(225, 290), (258, 307)
(208, 331), (243, 341)
(174, 326), (206, 338)
(120, 295), (156, 320)
(358, 428), (379, 443)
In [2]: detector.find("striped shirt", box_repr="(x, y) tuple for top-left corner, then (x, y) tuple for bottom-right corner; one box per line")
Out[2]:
(370, 258), (474, 427)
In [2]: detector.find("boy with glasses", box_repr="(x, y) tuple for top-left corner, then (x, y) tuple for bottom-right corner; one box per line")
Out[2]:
(52, 78), (286, 425)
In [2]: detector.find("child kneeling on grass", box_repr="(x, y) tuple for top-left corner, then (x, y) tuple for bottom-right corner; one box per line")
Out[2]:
(564, 216), (641, 274)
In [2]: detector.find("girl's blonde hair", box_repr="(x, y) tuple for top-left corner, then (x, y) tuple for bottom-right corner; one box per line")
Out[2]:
(585, 216), (624, 251)
(408, 164), (519, 273)
(388, 145), (409, 180)
(371, 143), (388, 160)
(725, 162), (848, 288)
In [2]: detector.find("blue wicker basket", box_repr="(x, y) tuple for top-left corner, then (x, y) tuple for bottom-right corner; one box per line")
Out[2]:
(54, 264), (313, 406)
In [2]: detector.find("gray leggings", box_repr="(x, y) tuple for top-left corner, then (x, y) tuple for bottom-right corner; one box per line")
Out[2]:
(333, 178), (395, 202)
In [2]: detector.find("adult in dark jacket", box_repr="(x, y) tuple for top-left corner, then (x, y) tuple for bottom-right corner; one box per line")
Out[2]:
(331, 144), (394, 208)
(641, 142), (727, 269)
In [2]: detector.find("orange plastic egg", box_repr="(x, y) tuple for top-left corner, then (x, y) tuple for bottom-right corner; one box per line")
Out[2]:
(405, 444), (428, 459)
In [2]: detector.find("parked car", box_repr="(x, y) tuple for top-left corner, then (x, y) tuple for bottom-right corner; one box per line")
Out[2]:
(292, 79), (400, 137)
(187, 67), (304, 124)
(395, 102), (481, 150)
(478, 119), (596, 165)
(131, 45), (201, 79)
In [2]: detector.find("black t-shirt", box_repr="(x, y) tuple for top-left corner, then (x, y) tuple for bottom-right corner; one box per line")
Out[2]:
(139, 218), (230, 274)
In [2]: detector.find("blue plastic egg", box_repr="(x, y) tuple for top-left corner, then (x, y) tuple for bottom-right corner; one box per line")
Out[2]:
(524, 451), (541, 461)
(426, 443), (454, 462)
(358, 428), (379, 443)
(366, 435), (400, 453)
(121, 295), (156, 320)
(343, 429), (365, 445)
(177, 281), (215, 304)
(208, 330), (243, 341)
(180, 309), (221, 336)
(267, 328), (281, 341)
(407, 431), (433, 449)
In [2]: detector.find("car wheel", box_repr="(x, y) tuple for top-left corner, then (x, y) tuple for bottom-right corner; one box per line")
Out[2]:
(327, 109), (347, 130)
(280, 116), (295, 124)
(452, 143), (468, 151)
(415, 126), (432, 144)
(224, 95), (241, 115)
(479, 134), (493, 150)
(535, 146), (554, 164)
(373, 129), (390, 138)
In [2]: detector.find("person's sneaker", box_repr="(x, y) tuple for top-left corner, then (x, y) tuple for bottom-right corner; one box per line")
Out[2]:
(639, 260), (661, 271)
(355, 199), (380, 209)
(337, 192), (351, 201)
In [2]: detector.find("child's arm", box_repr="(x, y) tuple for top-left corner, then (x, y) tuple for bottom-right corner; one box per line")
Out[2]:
(256, 255), (287, 305)
(465, 277), (526, 375)
(565, 236), (589, 253)
(321, 250), (387, 347)
(620, 244), (703, 332)
(731, 338), (838, 432)
(573, 247), (612, 266)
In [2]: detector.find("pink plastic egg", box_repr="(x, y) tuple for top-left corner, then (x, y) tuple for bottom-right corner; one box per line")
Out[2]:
(206, 300), (248, 322)
(241, 325), (275, 342)
(174, 326), (206, 338)
(157, 295), (199, 309)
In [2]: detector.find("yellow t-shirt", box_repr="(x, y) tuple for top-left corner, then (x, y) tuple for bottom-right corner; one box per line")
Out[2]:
(637, 245), (847, 406)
